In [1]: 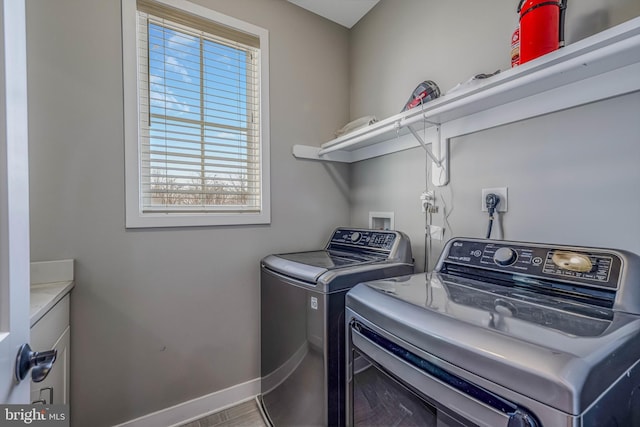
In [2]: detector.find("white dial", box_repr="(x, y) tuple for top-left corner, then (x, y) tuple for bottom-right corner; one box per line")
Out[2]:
(552, 251), (593, 272)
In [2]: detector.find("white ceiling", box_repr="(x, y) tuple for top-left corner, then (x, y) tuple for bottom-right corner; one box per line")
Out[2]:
(287, 0), (380, 29)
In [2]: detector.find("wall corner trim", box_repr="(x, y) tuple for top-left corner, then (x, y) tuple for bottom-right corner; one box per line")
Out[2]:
(113, 377), (261, 427)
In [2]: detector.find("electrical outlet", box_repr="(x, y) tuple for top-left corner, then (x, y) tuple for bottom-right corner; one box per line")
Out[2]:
(481, 187), (508, 212)
(420, 191), (435, 213)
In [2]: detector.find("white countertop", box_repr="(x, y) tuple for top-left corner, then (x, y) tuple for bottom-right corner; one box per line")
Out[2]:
(30, 259), (74, 327)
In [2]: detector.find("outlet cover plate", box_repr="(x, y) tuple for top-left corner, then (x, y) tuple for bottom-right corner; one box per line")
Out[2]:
(481, 187), (508, 212)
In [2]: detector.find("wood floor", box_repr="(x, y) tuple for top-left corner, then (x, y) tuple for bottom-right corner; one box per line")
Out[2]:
(179, 399), (268, 427)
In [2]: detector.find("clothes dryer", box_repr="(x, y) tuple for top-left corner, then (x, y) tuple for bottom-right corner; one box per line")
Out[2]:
(347, 238), (640, 427)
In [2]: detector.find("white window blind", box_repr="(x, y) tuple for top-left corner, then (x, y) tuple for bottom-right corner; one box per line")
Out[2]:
(136, 0), (261, 214)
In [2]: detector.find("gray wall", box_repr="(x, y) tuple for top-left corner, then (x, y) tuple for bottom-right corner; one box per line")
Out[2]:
(349, 0), (640, 271)
(26, 0), (350, 425)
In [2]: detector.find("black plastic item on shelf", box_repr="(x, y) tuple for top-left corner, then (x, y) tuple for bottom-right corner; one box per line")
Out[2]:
(401, 80), (441, 112)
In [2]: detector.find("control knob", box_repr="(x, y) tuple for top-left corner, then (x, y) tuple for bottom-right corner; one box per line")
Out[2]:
(494, 247), (518, 266)
(350, 232), (361, 243)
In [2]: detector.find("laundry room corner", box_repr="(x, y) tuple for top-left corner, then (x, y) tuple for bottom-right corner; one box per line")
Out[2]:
(347, 0), (640, 271)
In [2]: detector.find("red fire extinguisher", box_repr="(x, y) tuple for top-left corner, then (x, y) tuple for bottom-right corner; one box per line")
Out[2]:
(517, 0), (567, 64)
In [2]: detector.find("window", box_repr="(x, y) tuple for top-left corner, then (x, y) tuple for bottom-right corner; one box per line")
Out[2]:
(122, 0), (270, 227)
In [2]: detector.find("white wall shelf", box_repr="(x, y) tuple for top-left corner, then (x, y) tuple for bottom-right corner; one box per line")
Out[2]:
(292, 17), (640, 186)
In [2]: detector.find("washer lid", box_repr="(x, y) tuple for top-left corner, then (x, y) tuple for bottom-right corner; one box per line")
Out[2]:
(346, 272), (640, 415)
(262, 250), (387, 284)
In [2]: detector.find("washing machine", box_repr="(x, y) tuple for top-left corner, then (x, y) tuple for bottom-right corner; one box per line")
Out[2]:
(346, 238), (640, 426)
(258, 227), (414, 426)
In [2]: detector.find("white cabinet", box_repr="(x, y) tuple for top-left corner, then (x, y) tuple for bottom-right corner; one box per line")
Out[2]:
(30, 293), (70, 405)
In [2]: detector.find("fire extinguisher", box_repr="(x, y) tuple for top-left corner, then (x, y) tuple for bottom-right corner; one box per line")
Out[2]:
(516, 0), (567, 64)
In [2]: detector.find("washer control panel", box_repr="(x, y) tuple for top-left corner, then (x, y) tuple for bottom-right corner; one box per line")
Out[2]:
(441, 239), (622, 290)
(329, 228), (397, 252)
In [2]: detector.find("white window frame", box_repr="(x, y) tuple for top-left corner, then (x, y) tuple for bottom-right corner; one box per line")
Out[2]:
(122, 0), (270, 228)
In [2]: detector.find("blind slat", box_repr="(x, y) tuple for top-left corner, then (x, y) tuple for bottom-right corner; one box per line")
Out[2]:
(142, 139), (260, 153)
(146, 153), (259, 167)
(144, 174), (259, 182)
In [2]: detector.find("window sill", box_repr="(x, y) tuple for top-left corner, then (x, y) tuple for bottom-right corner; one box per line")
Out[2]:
(125, 210), (271, 228)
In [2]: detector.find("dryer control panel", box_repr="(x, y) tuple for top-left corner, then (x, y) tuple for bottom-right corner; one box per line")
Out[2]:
(328, 228), (397, 252)
(439, 239), (623, 291)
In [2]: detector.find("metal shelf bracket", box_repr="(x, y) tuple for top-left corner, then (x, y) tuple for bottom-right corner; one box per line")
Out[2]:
(407, 121), (449, 186)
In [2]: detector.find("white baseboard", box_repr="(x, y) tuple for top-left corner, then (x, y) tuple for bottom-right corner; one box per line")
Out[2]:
(113, 377), (261, 427)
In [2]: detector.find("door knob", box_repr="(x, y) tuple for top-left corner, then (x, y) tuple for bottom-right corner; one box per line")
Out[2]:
(15, 343), (57, 383)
